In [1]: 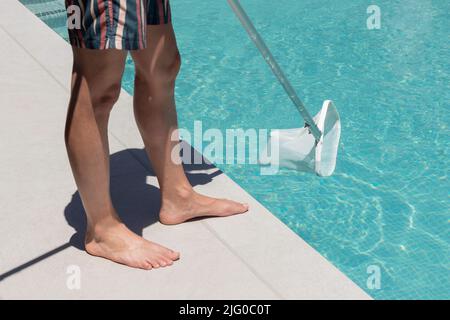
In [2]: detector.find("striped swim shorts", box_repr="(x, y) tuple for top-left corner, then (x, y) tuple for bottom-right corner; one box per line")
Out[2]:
(65, 0), (171, 50)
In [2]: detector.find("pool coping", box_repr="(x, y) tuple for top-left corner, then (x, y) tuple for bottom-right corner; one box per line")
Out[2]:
(0, 0), (371, 300)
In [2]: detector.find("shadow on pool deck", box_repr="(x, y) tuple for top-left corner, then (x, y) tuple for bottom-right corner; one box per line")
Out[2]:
(66, 147), (221, 250)
(0, 146), (221, 281)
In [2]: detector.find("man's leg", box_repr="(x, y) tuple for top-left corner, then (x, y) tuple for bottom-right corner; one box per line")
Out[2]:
(65, 47), (179, 269)
(131, 24), (249, 225)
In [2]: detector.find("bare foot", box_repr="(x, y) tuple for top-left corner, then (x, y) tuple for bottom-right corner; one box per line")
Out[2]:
(159, 188), (249, 225)
(85, 220), (180, 270)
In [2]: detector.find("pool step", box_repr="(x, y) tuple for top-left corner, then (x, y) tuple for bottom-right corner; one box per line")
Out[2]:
(20, 0), (67, 30)
(20, 0), (66, 18)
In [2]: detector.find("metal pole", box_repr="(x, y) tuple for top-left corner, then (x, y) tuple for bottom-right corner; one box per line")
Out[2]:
(227, 0), (322, 140)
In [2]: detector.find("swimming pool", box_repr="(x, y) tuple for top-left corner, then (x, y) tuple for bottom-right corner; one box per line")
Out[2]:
(22, 0), (450, 299)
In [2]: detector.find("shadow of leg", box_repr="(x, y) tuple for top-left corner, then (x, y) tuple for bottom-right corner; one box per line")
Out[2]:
(64, 146), (224, 250)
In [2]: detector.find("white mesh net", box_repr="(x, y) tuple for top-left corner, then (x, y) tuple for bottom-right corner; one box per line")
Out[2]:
(260, 100), (341, 177)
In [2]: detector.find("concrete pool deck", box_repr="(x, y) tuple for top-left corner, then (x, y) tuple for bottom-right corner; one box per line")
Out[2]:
(0, 0), (370, 300)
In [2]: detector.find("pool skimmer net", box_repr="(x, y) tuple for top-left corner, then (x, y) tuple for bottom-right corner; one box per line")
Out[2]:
(228, 0), (341, 176)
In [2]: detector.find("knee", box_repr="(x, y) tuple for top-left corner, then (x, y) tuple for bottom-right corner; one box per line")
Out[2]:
(136, 51), (181, 89)
(91, 83), (122, 118)
(167, 51), (182, 81)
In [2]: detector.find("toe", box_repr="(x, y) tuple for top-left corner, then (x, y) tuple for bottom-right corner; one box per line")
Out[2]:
(144, 263), (153, 270)
(224, 200), (249, 214)
(145, 259), (155, 269)
(158, 258), (167, 267)
(239, 202), (249, 212)
(140, 261), (153, 270)
(165, 259), (174, 266)
(170, 250), (180, 261)
(163, 248), (180, 261)
(156, 245), (180, 261)
(160, 256), (173, 267)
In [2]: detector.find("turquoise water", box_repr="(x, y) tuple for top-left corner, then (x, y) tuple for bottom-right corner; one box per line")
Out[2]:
(23, 0), (449, 299)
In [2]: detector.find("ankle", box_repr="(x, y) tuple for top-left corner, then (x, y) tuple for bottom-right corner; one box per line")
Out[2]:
(161, 184), (194, 205)
(86, 217), (122, 242)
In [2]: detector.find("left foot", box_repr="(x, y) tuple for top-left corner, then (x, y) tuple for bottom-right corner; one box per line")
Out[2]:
(159, 188), (249, 225)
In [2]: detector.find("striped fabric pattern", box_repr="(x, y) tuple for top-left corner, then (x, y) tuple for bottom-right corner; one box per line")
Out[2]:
(65, 0), (171, 50)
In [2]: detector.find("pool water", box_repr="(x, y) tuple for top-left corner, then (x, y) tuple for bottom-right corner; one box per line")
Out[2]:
(22, 0), (450, 299)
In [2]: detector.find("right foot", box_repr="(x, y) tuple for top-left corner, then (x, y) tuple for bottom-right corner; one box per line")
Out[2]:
(85, 221), (179, 270)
